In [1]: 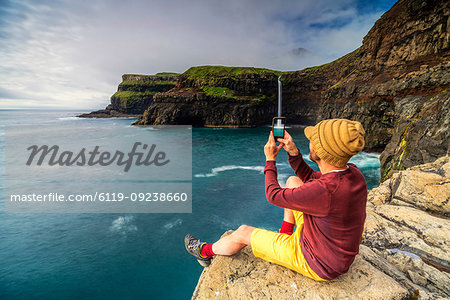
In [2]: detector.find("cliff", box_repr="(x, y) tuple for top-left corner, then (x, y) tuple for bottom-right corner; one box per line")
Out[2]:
(133, 0), (449, 181)
(133, 67), (282, 127)
(79, 73), (178, 117)
(300, 0), (450, 181)
(192, 156), (450, 300)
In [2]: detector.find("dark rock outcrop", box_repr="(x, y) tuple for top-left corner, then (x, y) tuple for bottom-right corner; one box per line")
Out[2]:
(79, 73), (178, 118)
(192, 157), (450, 300)
(135, 88), (276, 127)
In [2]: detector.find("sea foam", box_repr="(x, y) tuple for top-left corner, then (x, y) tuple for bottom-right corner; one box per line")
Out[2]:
(163, 218), (183, 230)
(195, 165), (265, 178)
(109, 216), (137, 234)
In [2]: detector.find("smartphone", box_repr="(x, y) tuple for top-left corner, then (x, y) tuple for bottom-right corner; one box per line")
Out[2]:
(272, 117), (286, 141)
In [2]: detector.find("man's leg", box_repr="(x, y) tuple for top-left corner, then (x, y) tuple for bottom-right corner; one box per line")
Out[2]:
(186, 176), (304, 265)
(211, 225), (256, 255)
(279, 176), (303, 234)
(184, 225), (256, 267)
(213, 175), (301, 255)
(283, 207), (295, 224)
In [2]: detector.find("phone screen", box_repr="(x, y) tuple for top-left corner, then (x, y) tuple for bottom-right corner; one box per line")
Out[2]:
(272, 117), (285, 139)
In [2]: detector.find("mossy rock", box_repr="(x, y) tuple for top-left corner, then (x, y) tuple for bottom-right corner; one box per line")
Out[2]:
(111, 91), (157, 112)
(123, 73), (179, 78)
(183, 65), (283, 80)
(118, 80), (176, 93)
(200, 85), (275, 102)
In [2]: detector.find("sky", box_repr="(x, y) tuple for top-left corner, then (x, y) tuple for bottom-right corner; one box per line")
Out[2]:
(0, 0), (396, 110)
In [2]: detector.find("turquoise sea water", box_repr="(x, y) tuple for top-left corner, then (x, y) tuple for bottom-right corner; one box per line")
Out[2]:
(0, 110), (381, 299)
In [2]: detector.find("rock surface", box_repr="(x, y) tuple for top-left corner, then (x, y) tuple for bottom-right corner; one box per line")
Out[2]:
(192, 239), (410, 300)
(192, 157), (450, 299)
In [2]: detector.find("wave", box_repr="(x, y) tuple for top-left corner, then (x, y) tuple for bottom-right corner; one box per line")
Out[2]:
(194, 152), (379, 179)
(58, 116), (82, 121)
(277, 173), (290, 188)
(163, 218), (183, 230)
(210, 214), (239, 230)
(349, 152), (380, 169)
(302, 151), (380, 169)
(276, 162), (290, 167)
(195, 165), (265, 178)
(109, 216), (137, 235)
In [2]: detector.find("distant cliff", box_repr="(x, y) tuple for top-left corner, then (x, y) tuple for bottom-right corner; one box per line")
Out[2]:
(192, 156), (450, 300)
(133, 66), (282, 127)
(133, 0), (449, 181)
(79, 73), (178, 117)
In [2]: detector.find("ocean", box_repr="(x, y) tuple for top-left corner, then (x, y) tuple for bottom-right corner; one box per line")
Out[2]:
(0, 110), (381, 299)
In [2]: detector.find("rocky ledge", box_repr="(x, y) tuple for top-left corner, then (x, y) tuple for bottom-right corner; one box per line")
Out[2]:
(192, 156), (450, 300)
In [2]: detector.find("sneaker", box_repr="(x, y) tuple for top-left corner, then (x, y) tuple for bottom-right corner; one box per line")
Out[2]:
(184, 234), (211, 267)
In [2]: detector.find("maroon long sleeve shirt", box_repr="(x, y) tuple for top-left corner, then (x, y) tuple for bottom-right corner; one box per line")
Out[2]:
(264, 153), (367, 280)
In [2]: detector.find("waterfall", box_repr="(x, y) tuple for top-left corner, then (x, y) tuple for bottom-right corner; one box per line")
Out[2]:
(277, 76), (282, 117)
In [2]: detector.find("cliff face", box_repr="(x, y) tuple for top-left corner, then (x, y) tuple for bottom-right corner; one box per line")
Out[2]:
(192, 156), (450, 300)
(282, 0), (449, 180)
(318, 0), (450, 180)
(79, 73), (178, 117)
(133, 67), (281, 127)
(134, 0), (449, 180)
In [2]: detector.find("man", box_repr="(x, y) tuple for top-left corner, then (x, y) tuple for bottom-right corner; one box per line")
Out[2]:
(185, 118), (367, 281)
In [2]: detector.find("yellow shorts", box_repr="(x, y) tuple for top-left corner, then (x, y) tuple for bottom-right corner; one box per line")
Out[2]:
(250, 210), (326, 281)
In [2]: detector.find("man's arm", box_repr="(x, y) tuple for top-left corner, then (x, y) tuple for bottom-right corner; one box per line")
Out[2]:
(277, 131), (321, 182)
(288, 151), (322, 182)
(264, 161), (330, 217)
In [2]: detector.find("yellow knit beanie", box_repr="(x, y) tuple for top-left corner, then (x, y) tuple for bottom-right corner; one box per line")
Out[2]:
(304, 119), (365, 167)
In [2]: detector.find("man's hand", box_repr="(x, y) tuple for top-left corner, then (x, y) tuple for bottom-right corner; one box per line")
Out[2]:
(264, 131), (284, 161)
(278, 131), (299, 156)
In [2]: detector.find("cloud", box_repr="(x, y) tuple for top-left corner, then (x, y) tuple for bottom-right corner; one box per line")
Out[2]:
(0, 0), (395, 109)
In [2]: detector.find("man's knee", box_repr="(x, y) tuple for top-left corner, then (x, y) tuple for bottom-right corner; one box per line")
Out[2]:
(233, 225), (255, 245)
(286, 176), (303, 188)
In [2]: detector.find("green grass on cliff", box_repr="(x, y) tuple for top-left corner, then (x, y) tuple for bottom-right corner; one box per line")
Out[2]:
(119, 80), (176, 87)
(180, 66), (281, 102)
(111, 91), (158, 103)
(201, 86), (235, 98)
(123, 73), (179, 78)
(200, 85), (270, 102)
(155, 72), (179, 76)
(183, 66), (283, 79)
(182, 48), (360, 82)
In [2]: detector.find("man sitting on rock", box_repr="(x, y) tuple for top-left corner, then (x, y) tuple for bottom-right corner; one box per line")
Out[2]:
(185, 118), (367, 281)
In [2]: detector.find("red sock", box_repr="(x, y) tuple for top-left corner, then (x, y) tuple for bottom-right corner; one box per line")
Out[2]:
(200, 243), (215, 258)
(280, 220), (295, 235)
